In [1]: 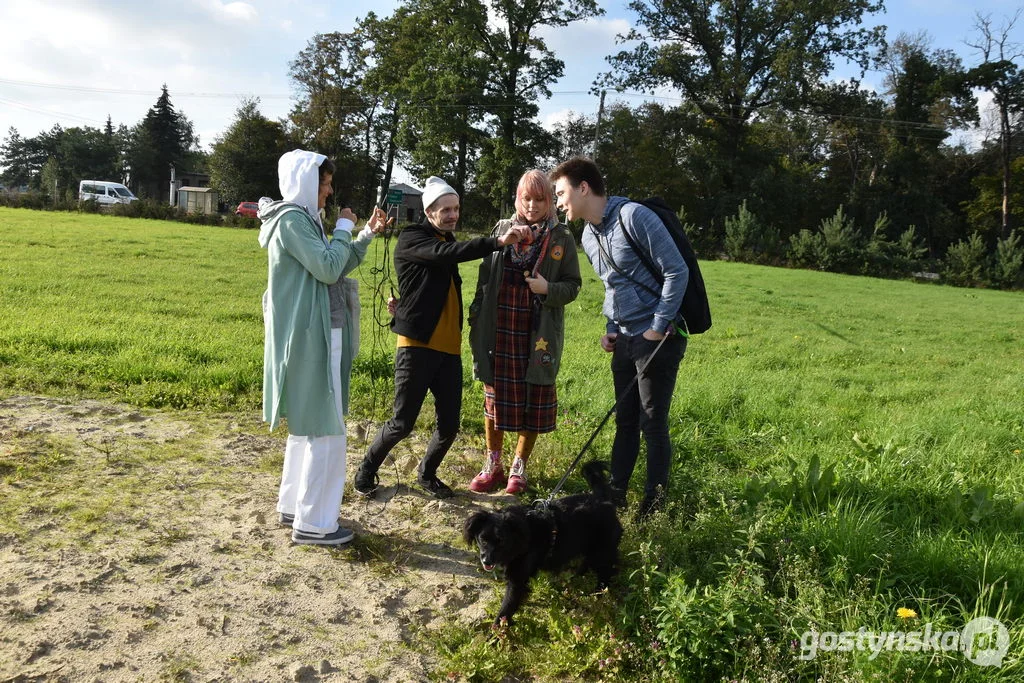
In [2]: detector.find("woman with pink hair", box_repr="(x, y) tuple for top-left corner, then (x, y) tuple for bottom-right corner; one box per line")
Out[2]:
(467, 169), (582, 494)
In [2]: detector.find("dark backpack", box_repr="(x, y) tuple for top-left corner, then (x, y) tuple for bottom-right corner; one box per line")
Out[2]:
(620, 197), (712, 335)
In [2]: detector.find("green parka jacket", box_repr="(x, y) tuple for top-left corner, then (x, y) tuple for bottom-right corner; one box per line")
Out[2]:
(468, 218), (582, 386)
(259, 202), (361, 436)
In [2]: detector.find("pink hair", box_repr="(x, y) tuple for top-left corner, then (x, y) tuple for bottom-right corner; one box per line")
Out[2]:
(514, 169), (555, 221)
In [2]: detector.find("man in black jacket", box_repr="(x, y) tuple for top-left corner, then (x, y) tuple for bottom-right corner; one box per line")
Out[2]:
(354, 177), (529, 499)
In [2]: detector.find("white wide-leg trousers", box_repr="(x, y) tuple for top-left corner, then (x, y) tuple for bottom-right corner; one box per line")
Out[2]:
(276, 328), (347, 534)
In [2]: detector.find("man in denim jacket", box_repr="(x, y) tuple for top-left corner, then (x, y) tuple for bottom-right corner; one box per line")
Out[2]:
(551, 157), (689, 520)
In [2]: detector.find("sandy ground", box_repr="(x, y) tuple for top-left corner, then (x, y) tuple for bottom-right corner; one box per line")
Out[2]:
(0, 395), (516, 682)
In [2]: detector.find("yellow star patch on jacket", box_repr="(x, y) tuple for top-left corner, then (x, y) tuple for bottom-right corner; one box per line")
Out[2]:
(535, 337), (549, 351)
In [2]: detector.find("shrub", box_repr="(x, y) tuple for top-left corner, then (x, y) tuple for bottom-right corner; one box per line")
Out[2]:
(861, 212), (895, 276)
(788, 229), (822, 268)
(724, 200), (779, 262)
(817, 205), (861, 273)
(724, 200), (757, 261)
(110, 199), (179, 221)
(0, 191), (48, 210)
(222, 213), (260, 229)
(893, 225), (929, 276)
(942, 233), (988, 287)
(991, 230), (1024, 289)
(79, 199), (102, 214)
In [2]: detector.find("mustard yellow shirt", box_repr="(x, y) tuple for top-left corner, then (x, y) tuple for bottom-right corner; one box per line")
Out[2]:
(398, 279), (461, 354)
(397, 233), (463, 355)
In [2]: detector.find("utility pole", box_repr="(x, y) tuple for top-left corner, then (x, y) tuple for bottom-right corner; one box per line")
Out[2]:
(593, 89), (606, 163)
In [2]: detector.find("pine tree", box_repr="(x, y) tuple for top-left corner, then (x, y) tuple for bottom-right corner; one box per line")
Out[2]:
(126, 85), (197, 200)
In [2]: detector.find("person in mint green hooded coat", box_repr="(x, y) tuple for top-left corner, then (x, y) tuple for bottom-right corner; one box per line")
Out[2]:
(257, 149), (388, 545)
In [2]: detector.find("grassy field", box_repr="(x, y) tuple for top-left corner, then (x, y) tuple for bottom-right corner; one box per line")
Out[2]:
(2, 206), (1023, 681)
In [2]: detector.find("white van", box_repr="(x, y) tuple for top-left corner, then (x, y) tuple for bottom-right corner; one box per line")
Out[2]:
(79, 180), (138, 205)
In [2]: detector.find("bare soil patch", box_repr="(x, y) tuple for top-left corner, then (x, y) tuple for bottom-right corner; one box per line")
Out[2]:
(0, 395), (512, 682)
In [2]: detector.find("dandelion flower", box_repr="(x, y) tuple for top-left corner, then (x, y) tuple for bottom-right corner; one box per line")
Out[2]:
(897, 607), (918, 619)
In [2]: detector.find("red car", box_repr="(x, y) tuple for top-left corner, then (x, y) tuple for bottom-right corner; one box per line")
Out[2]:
(235, 201), (259, 218)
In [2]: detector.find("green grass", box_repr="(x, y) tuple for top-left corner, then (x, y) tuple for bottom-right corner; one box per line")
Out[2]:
(0, 209), (266, 409)
(2, 207), (1024, 680)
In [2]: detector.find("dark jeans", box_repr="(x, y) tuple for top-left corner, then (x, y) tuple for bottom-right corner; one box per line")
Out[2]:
(609, 333), (685, 499)
(361, 346), (463, 479)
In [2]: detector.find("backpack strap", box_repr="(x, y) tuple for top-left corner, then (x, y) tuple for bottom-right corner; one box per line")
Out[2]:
(614, 201), (692, 336)
(595, 202), (666, 296)
(589, 219), (660, 300)
(619, 202), (665, 286)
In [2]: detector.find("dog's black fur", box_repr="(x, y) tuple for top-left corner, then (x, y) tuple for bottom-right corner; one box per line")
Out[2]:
(463, 460), (623, 624)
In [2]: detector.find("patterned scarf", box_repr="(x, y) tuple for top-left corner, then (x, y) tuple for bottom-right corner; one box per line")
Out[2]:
(507, 216), (551, 271)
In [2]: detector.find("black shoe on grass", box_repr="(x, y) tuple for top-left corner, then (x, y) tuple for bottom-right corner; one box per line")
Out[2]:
(354, 467), (380, 498)
(416, 474), (454, 499)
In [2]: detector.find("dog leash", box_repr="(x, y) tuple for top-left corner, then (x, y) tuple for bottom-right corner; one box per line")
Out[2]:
(543, 331), (674, 503)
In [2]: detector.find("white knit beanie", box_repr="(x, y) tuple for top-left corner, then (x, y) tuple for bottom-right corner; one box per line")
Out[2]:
(421, 176), (458, 211)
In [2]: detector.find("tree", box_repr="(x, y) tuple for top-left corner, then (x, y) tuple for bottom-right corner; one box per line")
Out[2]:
(288, 31), (382, 210)
(0, 128), (34, 188)
(40, 156), (60, 202)
(602, 0), (885, 211)
(881, 34), (977, 149)
(550, 111), (596, 161)
(209, 98), (290, 204)
(126, 86), (198, 201)
(803, 81), (892, 233)
(467, 0), (602, 212)
(867, 34), (979, 249)
(1, 124), (121, 196)
(966, 10), (1024, 239)
(355, 0), (600, 219)
(360, 2), (490, 201)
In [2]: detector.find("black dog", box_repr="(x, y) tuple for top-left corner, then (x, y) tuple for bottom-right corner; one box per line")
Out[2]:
(463, 460), (623, 624)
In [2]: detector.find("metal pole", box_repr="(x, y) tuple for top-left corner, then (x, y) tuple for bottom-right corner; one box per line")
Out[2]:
(593, 89), (606, 163)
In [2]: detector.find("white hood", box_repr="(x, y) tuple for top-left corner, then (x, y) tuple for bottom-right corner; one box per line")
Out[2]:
(278, 149), (326, 231)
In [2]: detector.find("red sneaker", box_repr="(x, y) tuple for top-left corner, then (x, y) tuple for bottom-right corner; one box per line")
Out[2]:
(505, 457), (527, 494)
(469, 454), (504, 493)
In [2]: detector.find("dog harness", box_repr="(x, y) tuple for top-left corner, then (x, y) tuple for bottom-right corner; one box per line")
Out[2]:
(527, 504), (559, 556)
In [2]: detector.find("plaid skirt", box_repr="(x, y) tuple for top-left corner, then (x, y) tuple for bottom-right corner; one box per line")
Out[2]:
(482, 260), (557, 433)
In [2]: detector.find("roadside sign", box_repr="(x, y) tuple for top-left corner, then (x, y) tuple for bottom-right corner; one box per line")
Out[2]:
(386, 189), (403, 204)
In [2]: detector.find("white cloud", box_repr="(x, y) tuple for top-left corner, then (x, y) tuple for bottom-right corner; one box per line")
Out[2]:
(193, 0), (258, 23)
(539, 16), (633, 52)
(221, 2), (258, 22)
(542, 107), (578, 131)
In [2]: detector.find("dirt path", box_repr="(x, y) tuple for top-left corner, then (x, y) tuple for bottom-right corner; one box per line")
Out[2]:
(0, 395), (507, 682)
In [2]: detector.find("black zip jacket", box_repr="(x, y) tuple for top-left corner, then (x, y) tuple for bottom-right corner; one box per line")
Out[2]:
(391, 222), (502, 343)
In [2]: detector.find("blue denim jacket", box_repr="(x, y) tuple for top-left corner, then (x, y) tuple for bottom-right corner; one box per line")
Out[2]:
(581, 196), (689, 336)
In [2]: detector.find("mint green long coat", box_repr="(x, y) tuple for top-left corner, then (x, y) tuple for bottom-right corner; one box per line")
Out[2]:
(258, 203), (361, 436)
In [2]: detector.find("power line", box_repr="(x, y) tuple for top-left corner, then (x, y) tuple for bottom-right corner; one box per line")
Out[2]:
(0, 96), (108, 126)
(0, 76), (964, 136)
(0, 77), (291, 100)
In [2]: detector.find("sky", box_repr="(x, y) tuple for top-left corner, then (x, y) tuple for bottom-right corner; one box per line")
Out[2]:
(1, 0), (1021, 184)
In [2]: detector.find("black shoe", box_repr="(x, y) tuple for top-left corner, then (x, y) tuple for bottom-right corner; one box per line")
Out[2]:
(636, 490), (665, 523)
(354, 466), (380, 498)
(417, 474), (454, 500)
(279, 512), (295, 526)
(609, 486), (627, 509)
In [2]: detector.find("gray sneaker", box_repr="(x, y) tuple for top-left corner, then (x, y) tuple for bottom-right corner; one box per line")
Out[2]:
(291, 526), (355, 545)
(279, 512), (295, 526)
